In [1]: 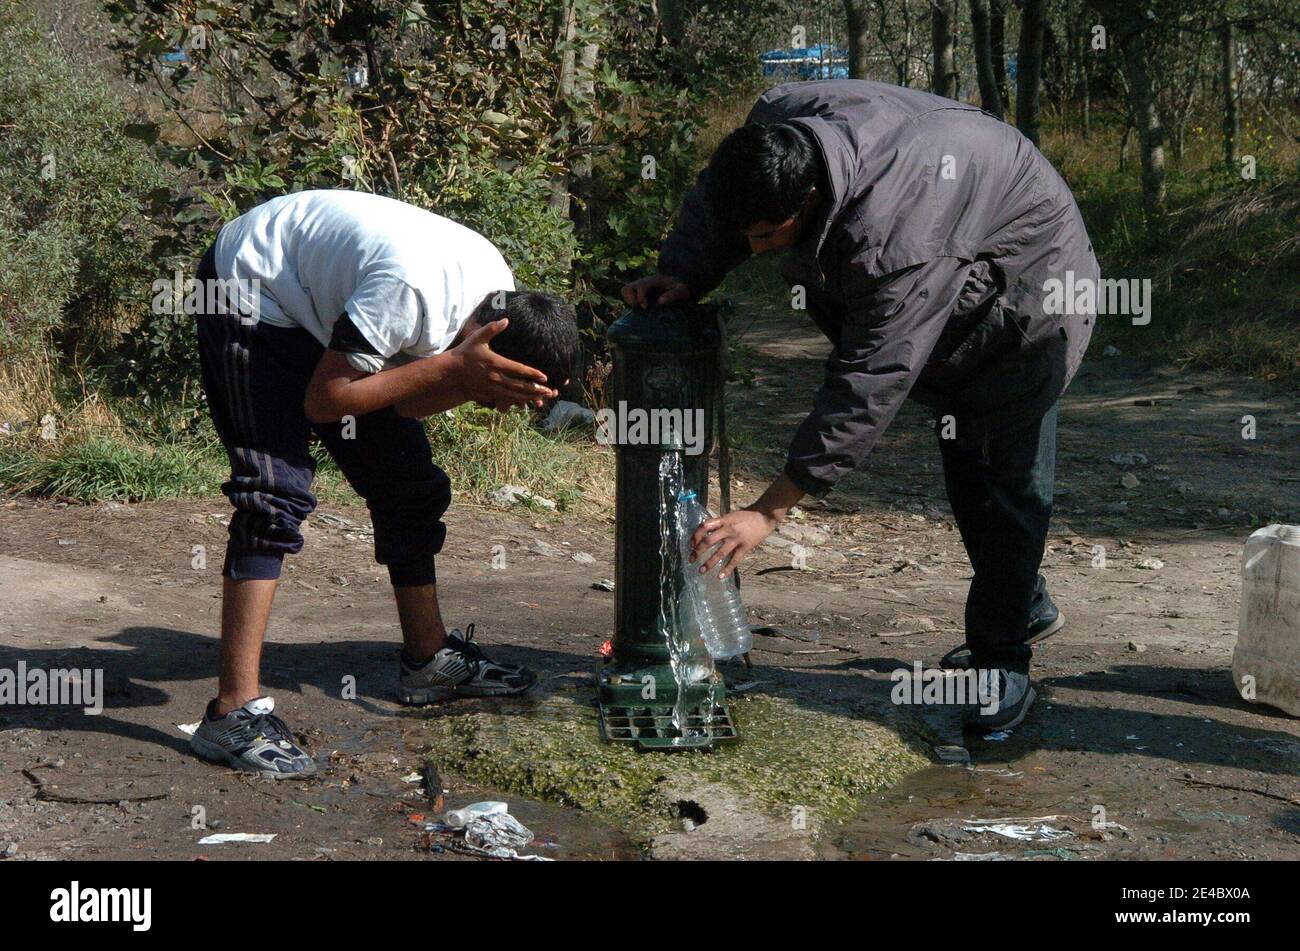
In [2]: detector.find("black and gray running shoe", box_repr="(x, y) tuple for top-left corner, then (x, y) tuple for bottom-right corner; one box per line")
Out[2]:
(190, 696), (317, 779)
(398, 624), (537, 704)
(940, 609), (1064, 671)
(941, 577), (1065, 671)
(962, 668), (1037, 733)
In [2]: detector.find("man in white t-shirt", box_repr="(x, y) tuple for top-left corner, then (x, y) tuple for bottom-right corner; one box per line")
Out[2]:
(188, 190), (579, 779)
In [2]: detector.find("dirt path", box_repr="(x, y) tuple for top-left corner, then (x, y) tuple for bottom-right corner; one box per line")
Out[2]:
(726, 306), (1300, 859)
(0, 308), (1297, 860)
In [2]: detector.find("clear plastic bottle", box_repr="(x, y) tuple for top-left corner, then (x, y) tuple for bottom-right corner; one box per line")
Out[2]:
(443, 801), (508, 829)
(677, 490), (752, 659)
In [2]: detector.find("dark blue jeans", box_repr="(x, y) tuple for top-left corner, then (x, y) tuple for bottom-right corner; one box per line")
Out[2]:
(937, 403), (1057, 673)
(195, 245), (450, 586)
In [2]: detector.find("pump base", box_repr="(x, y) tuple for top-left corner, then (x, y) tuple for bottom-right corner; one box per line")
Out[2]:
(596, 661), (740, 750)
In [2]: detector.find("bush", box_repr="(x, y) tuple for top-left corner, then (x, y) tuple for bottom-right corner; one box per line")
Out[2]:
(0, 5), (166, 365)
(101, 0), (740, 385)
(0, 204), (78, 359)
(410, 147), (576, 293)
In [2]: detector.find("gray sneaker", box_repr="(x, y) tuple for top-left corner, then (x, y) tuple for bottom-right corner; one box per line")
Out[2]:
(962, 669), (1037, 733)
(398, 624), (537, 704)
(190, 696), (317, 779)
(941, 609), (1065, 671)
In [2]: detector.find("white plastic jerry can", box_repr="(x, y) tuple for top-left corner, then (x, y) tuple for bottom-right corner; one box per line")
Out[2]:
(1232, 524), (1300, 717)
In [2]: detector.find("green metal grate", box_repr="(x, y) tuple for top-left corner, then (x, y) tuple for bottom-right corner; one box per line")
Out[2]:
(598, 700), (739, 750)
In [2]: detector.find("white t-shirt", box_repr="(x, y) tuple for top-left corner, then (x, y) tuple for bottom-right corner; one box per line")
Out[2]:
(213, 190), (515, 373)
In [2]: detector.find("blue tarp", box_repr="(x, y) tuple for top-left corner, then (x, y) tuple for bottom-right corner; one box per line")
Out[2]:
(760, 45), (849, 81)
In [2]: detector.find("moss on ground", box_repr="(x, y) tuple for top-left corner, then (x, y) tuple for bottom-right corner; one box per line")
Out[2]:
(415, 690), (929, 844)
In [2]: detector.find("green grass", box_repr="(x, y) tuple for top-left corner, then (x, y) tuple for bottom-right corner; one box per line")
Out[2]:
(422, 403), (610, 512)
(0, 434), (225, 502)
(0, 400), (612, 511)
(1045, 117), (1300, 384)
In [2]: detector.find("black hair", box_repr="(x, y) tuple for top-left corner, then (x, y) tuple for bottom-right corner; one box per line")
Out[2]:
(706, 121), (821, 233)
(471, 289), (579, 388)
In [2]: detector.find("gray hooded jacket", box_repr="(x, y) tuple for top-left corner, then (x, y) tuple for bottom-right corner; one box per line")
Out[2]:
(658, 80), (1099, 496)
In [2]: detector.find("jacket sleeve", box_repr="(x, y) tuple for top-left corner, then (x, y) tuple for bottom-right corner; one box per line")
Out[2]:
(655, 162), (753, 301)
(783, 258), (969, 496)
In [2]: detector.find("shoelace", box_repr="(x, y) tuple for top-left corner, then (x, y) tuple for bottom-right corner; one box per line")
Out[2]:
(450, 622), (487, 663)
(246, 711), (297, 749)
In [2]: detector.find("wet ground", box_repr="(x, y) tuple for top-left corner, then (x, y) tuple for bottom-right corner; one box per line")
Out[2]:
(0, 307), (1297, 860)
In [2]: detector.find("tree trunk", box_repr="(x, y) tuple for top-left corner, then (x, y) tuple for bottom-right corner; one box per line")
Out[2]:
(1015, 0), (1046, 145)
(570, 39), (599, 241)
(930, 0), (956, 98)
(900, 0), (915, 87)
(550, 1), (578, 218)
(1120, 17), (1166, 221)
(844, 0), (871, 79)
(970, 0), (1003, 116)
(990, 0), (1009, 107)
(1042, 21), (1065, 110)
(551, 1), (600, 237)
(1221, 22), (1239, 169)
(658, 0), (687, 45)
(1075, 14), (1091, 137)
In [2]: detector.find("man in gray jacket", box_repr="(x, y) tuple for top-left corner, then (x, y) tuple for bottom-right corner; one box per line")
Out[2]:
(623, 80), (1099, 732)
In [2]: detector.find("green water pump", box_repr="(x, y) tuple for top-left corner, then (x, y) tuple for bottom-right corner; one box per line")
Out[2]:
(595, 305), (739, 750)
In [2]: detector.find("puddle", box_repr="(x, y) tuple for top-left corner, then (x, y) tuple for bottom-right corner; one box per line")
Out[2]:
(387, 723), (641, 859)
(816, 752), (1081, 859)
(440, 786), (642, 860)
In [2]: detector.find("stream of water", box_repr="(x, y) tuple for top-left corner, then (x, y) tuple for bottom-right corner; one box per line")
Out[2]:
(656, 452), (712, 744)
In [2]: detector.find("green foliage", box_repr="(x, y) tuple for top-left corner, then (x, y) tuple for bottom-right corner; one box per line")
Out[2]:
(411, 148), (576, 293)
(566, 4), (743, 336)
(0, 207), (78, 359)
(582, 81), (706, 300)
(102, 0), (575, 245)
(100, 0), (744, 385)
(100, 0), (601, 394)
(0, 5), (166, 364)
(109, 280), (205, 406)
(1047, 121), (1300, 384)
